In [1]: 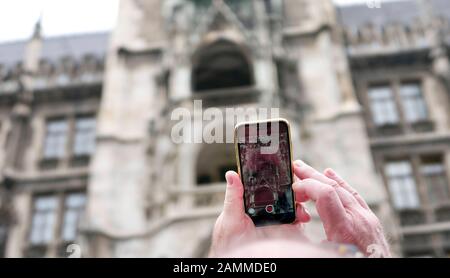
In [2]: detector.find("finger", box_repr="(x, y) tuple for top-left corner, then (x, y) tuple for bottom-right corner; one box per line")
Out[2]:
(324, 168), (370, 210)
(294, 179), (358, 208)
(223, 171), (245, 217)
(294, 184), (310, 202)
(295, 202), (311, 223)
(293, 160), (337, 186)
(335, 186), (360, 208)
(294, 161), (359, 208)
(293, 179), (348, 230)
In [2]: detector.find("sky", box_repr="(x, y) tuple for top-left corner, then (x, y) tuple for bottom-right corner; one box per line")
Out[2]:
(0, 0), (403, 43)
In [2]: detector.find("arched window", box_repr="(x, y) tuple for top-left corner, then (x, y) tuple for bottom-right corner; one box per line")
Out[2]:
(196, 143), (236, 186)
(192, 40), (253, 93)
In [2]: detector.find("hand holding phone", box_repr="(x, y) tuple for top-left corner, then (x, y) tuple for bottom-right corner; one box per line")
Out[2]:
(234, 119), (296, 226)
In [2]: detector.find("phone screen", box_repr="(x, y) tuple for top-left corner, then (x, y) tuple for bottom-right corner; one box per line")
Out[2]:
(236, 120), (296, 226)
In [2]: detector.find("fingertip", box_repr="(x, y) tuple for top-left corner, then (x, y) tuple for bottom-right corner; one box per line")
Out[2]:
(324, 168), (332, 174)
(293, 160), (303, 168)
(292, 181), (301, 191)
(293, 182), (310, 203)
(225, 171), (238, 185)
(293, 162), (303, 179)
(223, 171), (245, 215)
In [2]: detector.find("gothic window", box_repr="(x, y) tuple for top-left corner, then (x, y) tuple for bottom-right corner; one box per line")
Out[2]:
(73, 116), (96, 157)
(365, 80), (430, 134)
(196, 143), (236, 186)
(368, 85), (399, 126)
(43, 119), (68, 159)
(41, 115), (97, 169)
(421, 156), (449, 206)
(385, 161), (420, 210)
(27, 192), (86, 258)
(399, 82), (428, 123)
(29, 196), (58, 246)
(192, 40), (253, 92)
(61, 193), (86, 242)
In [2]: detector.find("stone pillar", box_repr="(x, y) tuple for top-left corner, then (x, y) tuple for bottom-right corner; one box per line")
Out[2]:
(83, 0), (166, 257)
(4, 191), (31, 258)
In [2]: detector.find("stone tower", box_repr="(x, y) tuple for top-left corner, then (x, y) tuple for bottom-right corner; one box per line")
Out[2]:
(82, 0), (394, 257)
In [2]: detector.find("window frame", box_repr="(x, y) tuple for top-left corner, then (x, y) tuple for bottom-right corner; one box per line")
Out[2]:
(420, 155), (450, 208)
(359, 75), (432, 137)
(191, 39), (255, 94)
(384, 159), (421, 210)
(39, 113), (97, 170)
(25, 190), (87, 258)
(72, 115), (97, 158)
(42, 117), (69, 161)
(28, 195), (59, 247)
(367, 83), (400, 127)
(399, 81), (429, 124)
(380, 152), (450, 230)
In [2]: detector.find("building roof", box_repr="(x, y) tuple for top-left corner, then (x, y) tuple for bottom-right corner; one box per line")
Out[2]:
(338, 0), (450, 30)
(0, 32), (110, 68)
(2, 0), (450, 68)
(0, 41), (26, 68)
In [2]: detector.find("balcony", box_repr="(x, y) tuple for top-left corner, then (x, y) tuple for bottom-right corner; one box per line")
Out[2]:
(191, 86), (260, 107)
(167, 183), (226, 218)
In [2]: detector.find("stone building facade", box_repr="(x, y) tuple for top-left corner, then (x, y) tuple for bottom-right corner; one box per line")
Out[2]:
(0, 0), (449, 257)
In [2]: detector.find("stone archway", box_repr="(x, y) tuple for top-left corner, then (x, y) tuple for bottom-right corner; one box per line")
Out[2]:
(192, 39), (254, 92)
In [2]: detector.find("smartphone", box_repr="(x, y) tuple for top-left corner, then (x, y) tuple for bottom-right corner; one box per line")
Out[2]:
(234, 118), (296, 226)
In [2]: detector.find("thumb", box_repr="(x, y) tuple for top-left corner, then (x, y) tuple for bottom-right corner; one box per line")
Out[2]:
(223, 171), (245, 217)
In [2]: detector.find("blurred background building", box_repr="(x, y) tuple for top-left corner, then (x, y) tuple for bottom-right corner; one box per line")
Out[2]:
(0, 0), (449, 258)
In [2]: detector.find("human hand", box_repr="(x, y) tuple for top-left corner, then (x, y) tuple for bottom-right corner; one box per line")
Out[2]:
(292, 160), (391, 257)
(209, 171), (311, 257)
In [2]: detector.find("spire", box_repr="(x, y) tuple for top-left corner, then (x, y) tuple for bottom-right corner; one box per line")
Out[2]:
(32, 13), (43, 39)
(24, 12), (43, 78)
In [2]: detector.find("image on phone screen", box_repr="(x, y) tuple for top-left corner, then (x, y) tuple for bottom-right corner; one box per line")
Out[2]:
(236, 120), (296, 226)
